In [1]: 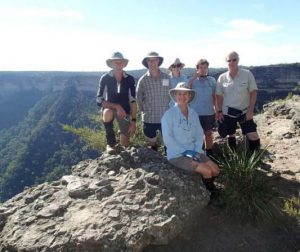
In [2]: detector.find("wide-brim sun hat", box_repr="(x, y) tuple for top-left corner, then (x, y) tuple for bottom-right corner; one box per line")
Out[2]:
(169, 82), (195, 103)
(168, 58), (185, 71)
(142, 51), (164, 68)
(106, 52), (129, 68)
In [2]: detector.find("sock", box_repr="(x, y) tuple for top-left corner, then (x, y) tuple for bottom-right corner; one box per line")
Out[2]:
(248, 139), (260, 153)
(203, 178), (216, 192)
(228, 136), (237, 150)
(103, 121), (116, 146)
(150, 145), (158, 151)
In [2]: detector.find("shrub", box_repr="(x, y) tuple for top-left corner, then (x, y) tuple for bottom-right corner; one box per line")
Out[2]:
(214, 145), (280, 223)
(62, 113), (148, 152)
(283, 195), (300, 224)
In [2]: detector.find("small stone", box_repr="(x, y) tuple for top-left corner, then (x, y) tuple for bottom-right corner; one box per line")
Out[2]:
(108, 209), (120, 219)
(108, 170), (116, 176)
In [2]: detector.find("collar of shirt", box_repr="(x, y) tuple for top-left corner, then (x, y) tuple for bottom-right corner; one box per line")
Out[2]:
(146, 69), (162, 77)
(226, 68), (240, 80)
(108, 70), (128, 78)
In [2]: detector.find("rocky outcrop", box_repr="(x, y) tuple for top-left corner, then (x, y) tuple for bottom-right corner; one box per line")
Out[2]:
(0, 146), (209, 252)
(256, 95), (300, 181)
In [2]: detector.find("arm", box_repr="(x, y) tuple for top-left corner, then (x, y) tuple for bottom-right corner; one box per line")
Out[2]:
(96, 75), (106, 107)
(246, 71), (258, 120)
(215, 77), (224, 121)
(215, 95), (224, 121)
(210, 77), (217, 114)
(127, 102), (137, 135)
(246, 90), (257, 120)
(161, 112), (186, 155)
(129, 80), (137, 119)
(193, 111), (205, 153)
(136, 78), (144, 112)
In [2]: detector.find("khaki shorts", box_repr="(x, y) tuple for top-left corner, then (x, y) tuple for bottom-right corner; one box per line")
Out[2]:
(113, 110), (130, 136)
(169, 154), (210, 173)
(102, 108), (130, 136)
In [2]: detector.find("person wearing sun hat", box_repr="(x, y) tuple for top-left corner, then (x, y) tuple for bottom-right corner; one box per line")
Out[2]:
(136, 51), (171, 151)
(96, 52), (137, 154)
(161, 82), (220, 193)
(168, 58), (188, 107)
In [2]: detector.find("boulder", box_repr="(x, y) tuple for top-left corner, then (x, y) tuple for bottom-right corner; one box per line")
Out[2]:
(0, 146), (210, 252)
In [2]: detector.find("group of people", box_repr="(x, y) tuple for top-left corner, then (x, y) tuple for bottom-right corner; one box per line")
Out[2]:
(96, 50), (260, 193)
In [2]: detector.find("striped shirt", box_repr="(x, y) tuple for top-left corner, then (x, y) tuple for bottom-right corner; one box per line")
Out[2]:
(136, 70), (171, 123)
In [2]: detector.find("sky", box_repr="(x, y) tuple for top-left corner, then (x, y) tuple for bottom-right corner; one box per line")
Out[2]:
(0, 0), (299, 71)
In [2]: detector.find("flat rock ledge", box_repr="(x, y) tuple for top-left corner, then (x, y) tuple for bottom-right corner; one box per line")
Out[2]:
(0, 145), (209, 252)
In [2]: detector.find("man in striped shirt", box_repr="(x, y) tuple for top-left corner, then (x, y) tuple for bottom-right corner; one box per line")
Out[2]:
(136, 52), (171, 151)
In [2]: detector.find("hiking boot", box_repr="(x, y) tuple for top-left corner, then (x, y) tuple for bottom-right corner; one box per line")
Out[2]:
(106, 145), (116, 154)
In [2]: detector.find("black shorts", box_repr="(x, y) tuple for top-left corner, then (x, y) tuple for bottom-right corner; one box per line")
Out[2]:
(224, 114), (257, 135)
(199, 115), (216, 131)
(143, 122), (162, 138)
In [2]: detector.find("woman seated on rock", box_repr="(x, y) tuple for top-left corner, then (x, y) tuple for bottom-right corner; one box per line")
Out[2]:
(161, 82), (220, 192)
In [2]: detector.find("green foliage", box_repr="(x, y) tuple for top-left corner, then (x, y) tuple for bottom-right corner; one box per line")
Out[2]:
(62, 124), (106, 151)
(0, 87), (100, 202)
(129, 118), (148, 146)
(214, 145), (280, 223)
(283, 195), (300, 223)
(62, 114), (148, 151)
(286, 92), (294, 100)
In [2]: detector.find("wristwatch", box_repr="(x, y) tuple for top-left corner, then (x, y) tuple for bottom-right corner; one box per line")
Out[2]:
(217, 110), (222, 113)
(131, 118), (137, 122)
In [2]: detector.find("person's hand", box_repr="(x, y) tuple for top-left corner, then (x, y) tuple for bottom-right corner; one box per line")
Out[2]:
(246, 110), (254, 121)
(128, 121), (136, 135)
(115, 105), (126, 119)
(191, 159), (199, 167)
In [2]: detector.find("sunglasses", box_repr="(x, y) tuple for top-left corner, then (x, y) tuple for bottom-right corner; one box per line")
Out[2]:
(172, 64), (182, 68)
(227, 58), (237, 63)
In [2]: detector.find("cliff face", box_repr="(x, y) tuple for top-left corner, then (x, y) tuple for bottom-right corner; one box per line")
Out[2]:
(249, 64), (300, 108)
(1, 63), (300, 106)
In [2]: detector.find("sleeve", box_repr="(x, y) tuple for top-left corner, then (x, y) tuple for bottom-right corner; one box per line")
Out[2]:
(215, 75), (223, 95)
(136, 77), (144, 111)
(128, 76), (136, 103)
(161, 111), (186, 155)
(210, 76), (217, 94)
(192, 110), (205, 153)
(248, 71), (258, 92)
(96, 74), (107, 106)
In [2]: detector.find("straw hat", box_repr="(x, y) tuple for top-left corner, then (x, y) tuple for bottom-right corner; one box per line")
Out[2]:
(142, 51), (164, 68)
(106, 52), (129, 68)
(168, 58), (185, 70)
(169, 82), (195, 103)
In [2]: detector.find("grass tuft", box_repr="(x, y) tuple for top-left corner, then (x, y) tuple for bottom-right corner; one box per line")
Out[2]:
(213, 144), (281, 224)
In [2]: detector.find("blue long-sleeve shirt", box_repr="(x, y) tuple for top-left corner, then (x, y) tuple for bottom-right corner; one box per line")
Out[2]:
(161, 105), (204, 160)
